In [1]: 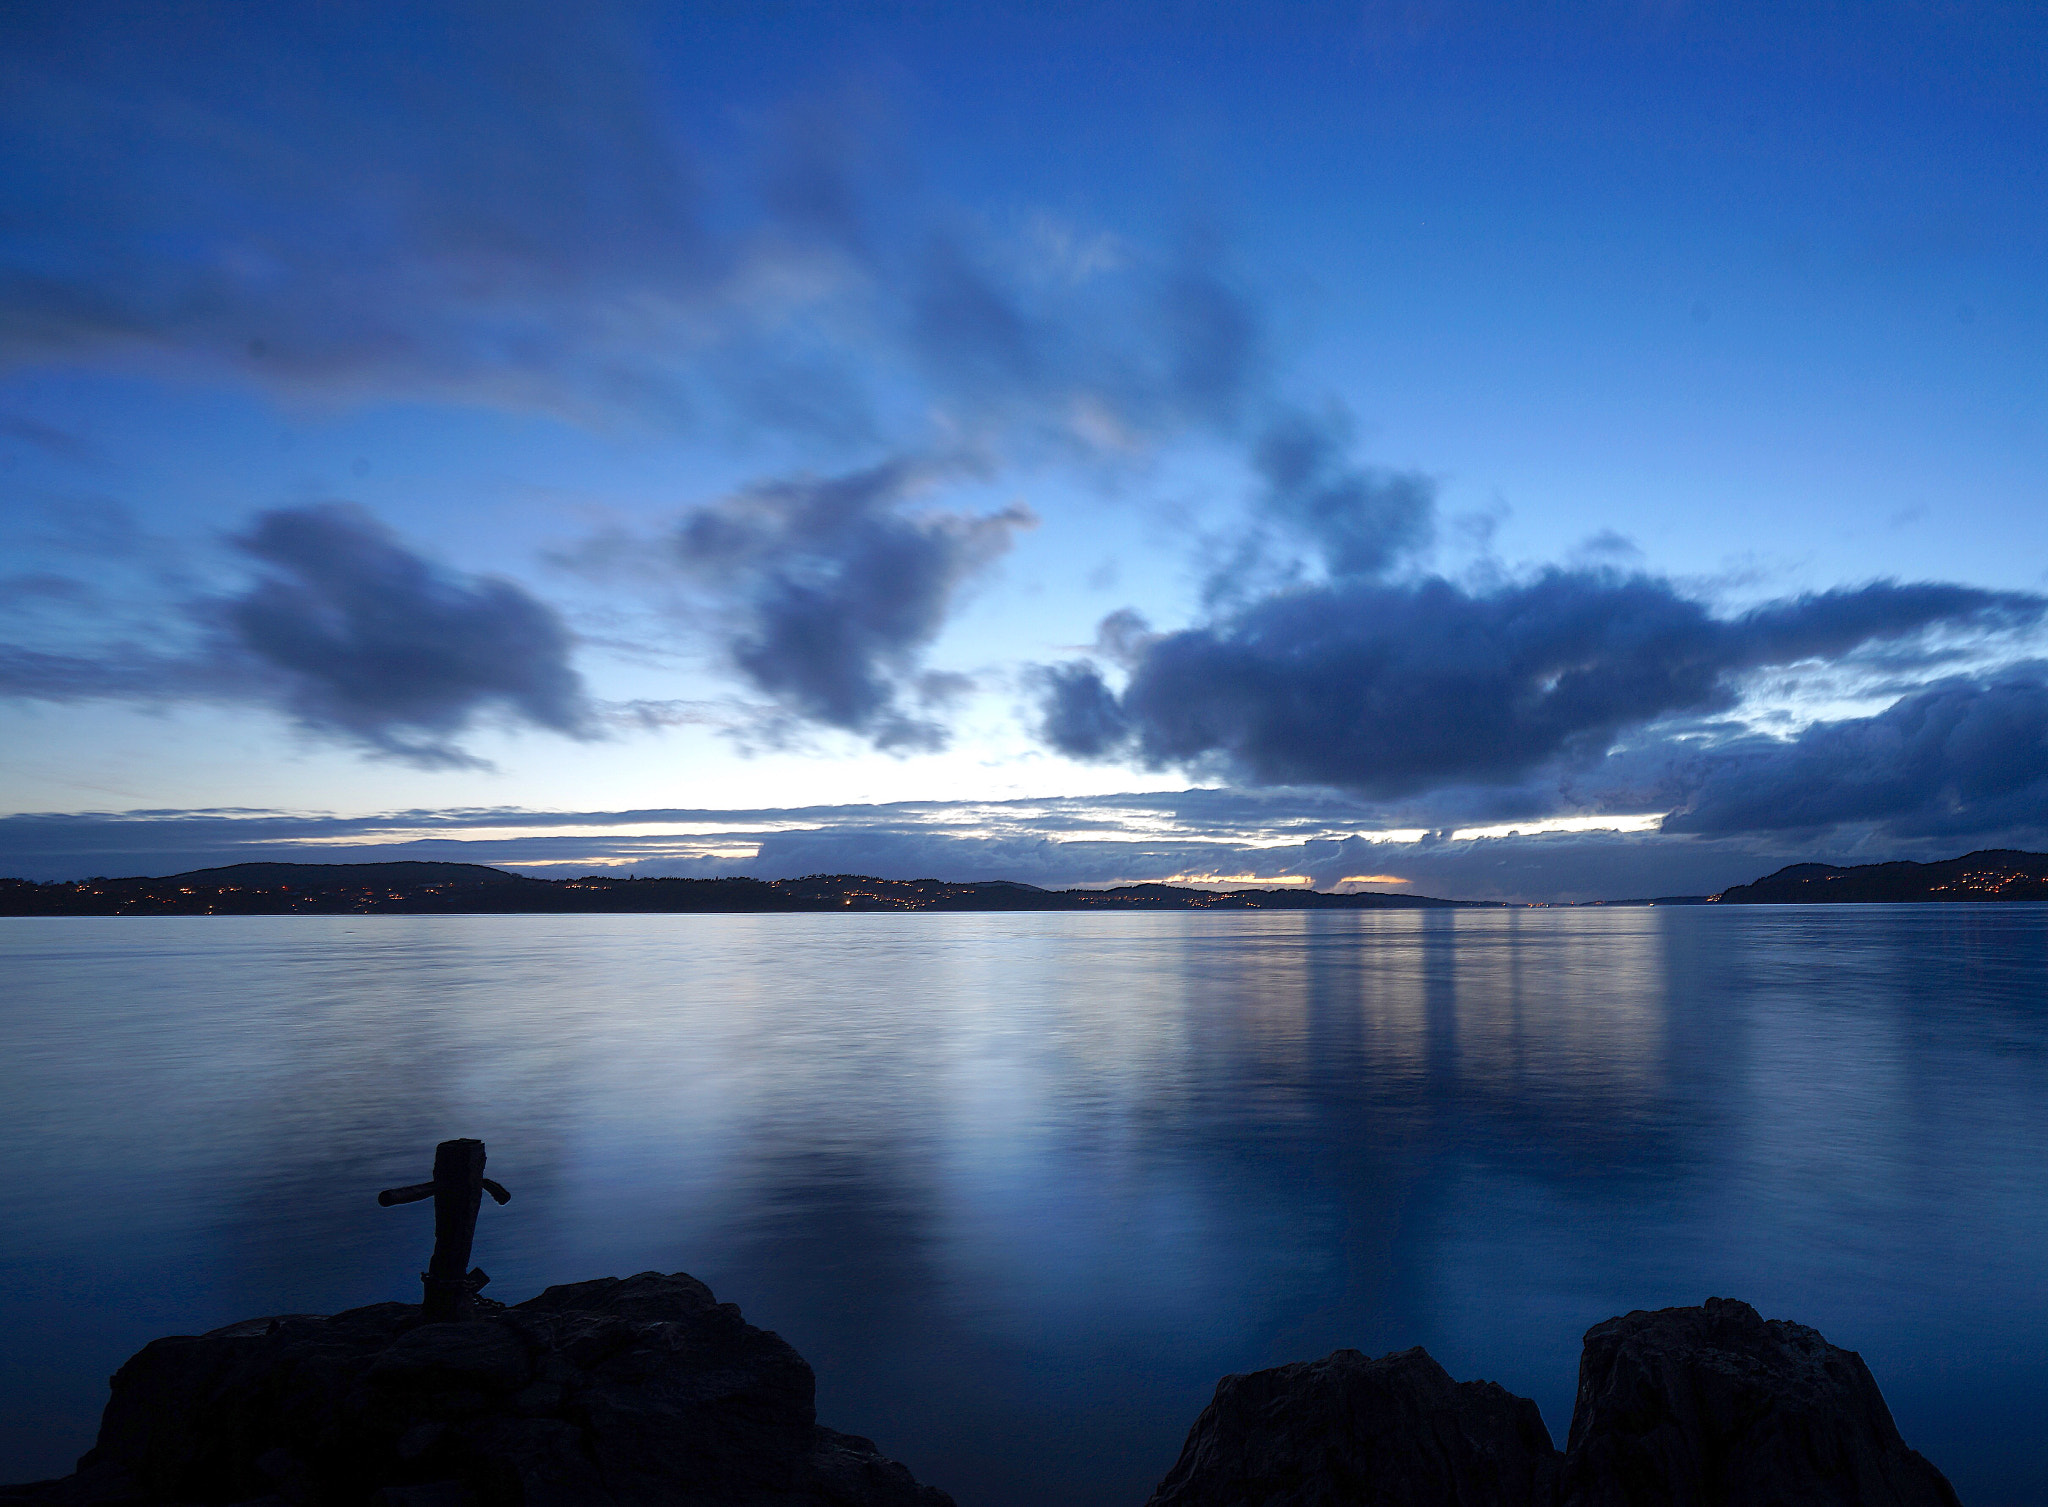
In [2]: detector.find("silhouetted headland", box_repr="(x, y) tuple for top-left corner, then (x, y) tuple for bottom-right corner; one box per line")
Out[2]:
(1715, 847), (2048, 904)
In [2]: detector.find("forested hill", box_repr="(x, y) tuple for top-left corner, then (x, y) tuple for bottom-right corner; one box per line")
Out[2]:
(0, 861), (1482, 915)
(1716, 849), (2048, 903)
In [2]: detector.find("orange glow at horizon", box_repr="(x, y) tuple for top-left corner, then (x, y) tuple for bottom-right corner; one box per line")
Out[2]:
(1339, 874), (1410, 885)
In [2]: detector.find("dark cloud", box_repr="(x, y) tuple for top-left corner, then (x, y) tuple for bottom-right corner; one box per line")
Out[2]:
(673, 462), (1033, 750)
(1032, 661), (1130, 758)
(221, 505), (591, 766)
(1665, 668), (2048, 840)
(0, 505), (590, 768)
(1253, 406), (1435, 579)
(1039, 570), (2045, 797)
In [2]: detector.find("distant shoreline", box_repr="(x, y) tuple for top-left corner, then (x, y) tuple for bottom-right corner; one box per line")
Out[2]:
(5, 848), (2048, 914)
(0, 861), (1498, 917)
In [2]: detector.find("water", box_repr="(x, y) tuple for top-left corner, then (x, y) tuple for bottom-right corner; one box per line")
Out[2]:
(3, 907), (2046, 1504)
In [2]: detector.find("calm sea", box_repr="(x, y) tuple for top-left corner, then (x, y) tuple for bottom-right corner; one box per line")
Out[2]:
(2, 908), (2045, 1504)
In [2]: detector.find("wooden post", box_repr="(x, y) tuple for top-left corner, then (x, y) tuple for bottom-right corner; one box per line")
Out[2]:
(379, 1137), (512, 1322)
(423, 1138), (485, 1321)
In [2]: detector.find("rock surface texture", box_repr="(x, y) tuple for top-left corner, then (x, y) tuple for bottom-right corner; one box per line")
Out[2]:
(1144, 1299), (1959, 1507)
(1556, 1297), (1960, 1507)
(1, 1272), (952, 1507)
(1144, 1346), (1559, 1507)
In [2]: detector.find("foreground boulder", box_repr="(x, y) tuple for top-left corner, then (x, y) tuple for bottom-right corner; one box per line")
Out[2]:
(1557, 1297), (1959, 1507)
(3, 1272), (952, 1507)
(1146, 1300), (1958, 1506)
(1144, 1346), (1559, 1506)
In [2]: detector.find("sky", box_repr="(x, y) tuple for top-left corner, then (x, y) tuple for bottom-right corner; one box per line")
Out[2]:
(4, 0), (2048, 902)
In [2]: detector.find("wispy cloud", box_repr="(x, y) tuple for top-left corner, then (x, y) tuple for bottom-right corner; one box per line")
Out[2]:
(0, 1), (1267, 460)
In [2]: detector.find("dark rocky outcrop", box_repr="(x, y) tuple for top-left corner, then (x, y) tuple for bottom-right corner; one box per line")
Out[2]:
(1145, 1300), (1958, 1507)
(1557, 1297), (1959, 1507)
(4, 1291), (1966, 1507)
(1144, 1347), (1559, 1507)
(2, 1272), (951, 1507)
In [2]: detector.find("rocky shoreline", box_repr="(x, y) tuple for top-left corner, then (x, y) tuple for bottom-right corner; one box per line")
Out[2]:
(4, 1279), (1958, 1506)
(0, 1273), (950, 1507)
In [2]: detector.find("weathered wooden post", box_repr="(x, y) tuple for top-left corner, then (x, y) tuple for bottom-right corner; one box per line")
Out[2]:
(378, 1138), (512, 1322)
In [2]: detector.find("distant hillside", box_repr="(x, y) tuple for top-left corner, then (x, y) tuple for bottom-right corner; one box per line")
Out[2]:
(0, 863), (1488, 916)
(1717, 849), (2048, 904)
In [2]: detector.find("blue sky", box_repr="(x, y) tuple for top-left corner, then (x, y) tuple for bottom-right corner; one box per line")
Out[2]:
(4, 0), (2047, 900)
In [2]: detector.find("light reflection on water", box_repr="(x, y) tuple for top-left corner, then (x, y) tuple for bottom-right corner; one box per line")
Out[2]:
(3, 907), (2046, 1505)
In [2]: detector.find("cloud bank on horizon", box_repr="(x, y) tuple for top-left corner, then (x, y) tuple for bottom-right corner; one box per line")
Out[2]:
(4, 0), (2047, 898)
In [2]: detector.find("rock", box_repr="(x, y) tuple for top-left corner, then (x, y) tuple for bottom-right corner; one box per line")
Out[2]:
(1, 1272), (952, 1507)
(1556, 1297), (1960, 1507)
(1143, 1345), (1560, 1507)
(1142, 1300), (1960, 1507)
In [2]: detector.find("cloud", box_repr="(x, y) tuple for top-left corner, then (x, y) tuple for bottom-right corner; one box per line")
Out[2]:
(1664, 668), (2048, 840)
(1, 2), (711, 416)
(0, 642), (225, 701)
(0, 3), (1291, 757)
(0, 504), (591, 768)
(1032, 661), (1130, 758)
(672, 462), (1034, 749)
(1, 3), (1275, 757)
(1038, 571), (2045, 797)
(0, 1), (1270, 458)
(220, 505), (591, 765)
(0, 414), (97, 463)
(1195, 402), (1438, 613)
(0, 796), (1342, 884)
(1252, 405), (1435, 580)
